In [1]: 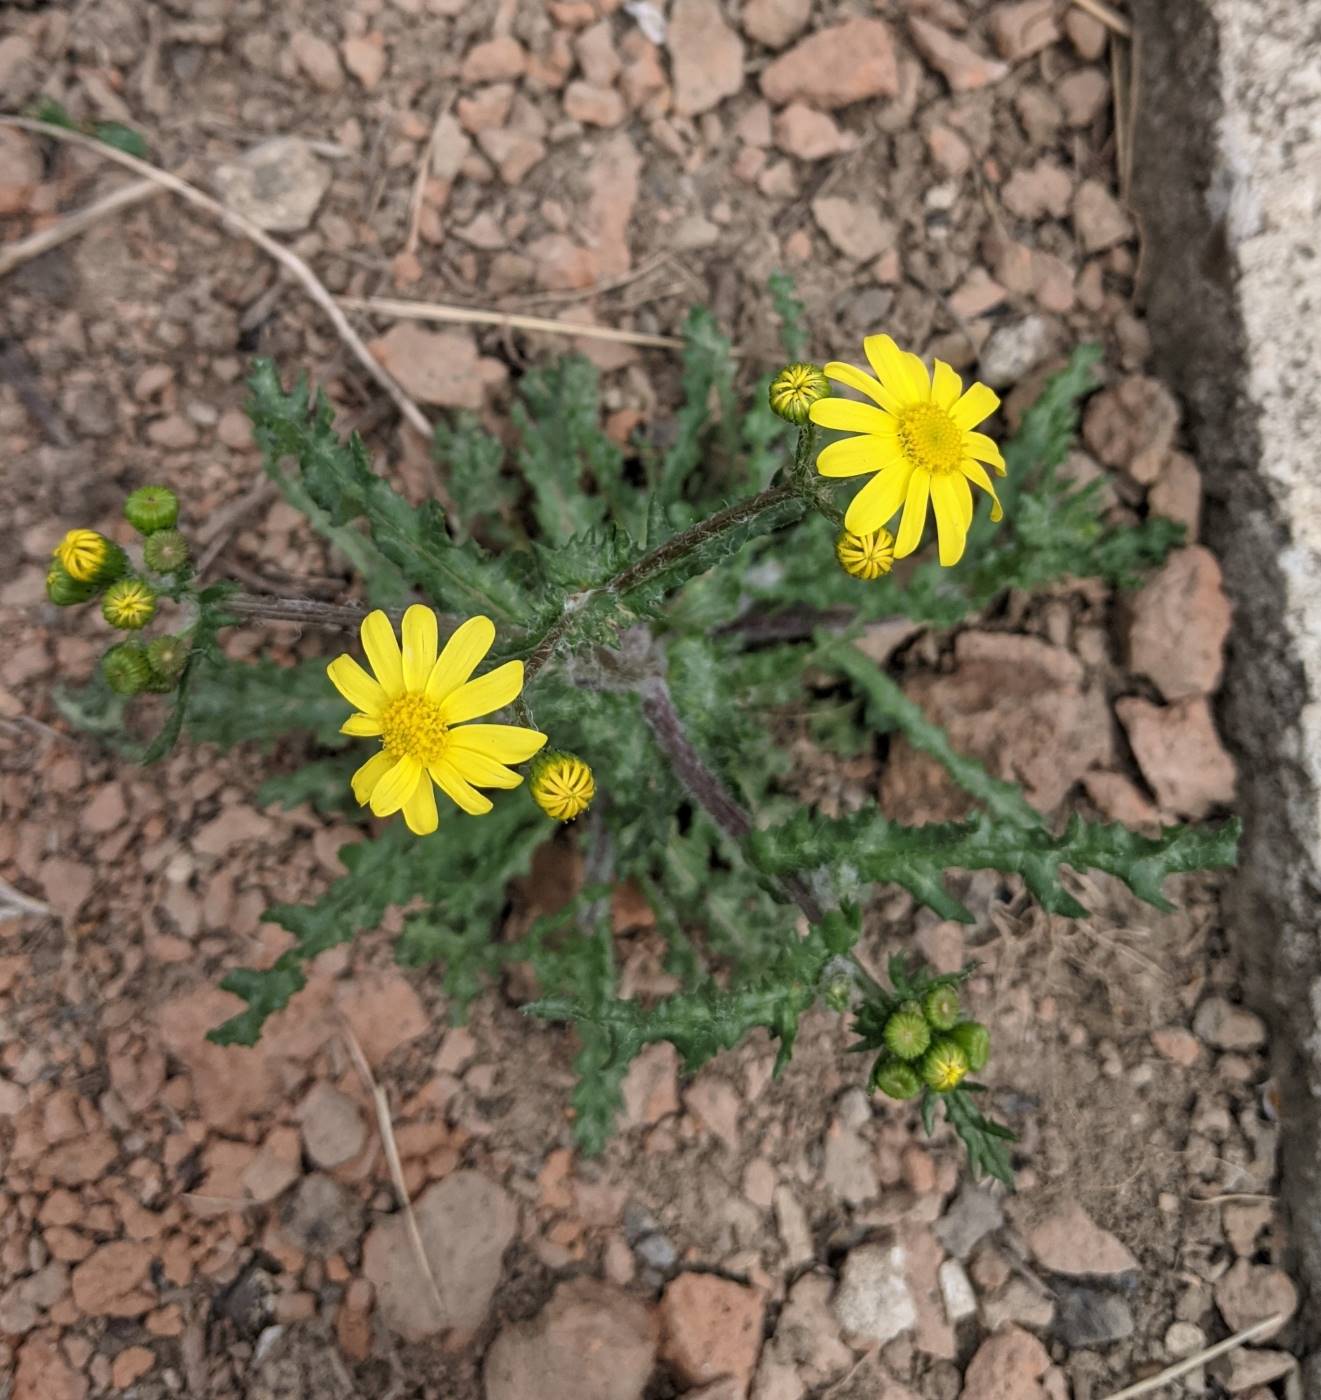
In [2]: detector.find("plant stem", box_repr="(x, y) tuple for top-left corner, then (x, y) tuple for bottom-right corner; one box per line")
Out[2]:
(223, 594), (399, 630)
(637, 675), (826, 925)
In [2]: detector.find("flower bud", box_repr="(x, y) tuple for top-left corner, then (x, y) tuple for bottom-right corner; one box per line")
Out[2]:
(147, 634), (189, 683)
(923, 983), (961, 1031)
(947, 1021), (990, 1074)
(101, 642), (151, 695)
(101, 577), (157, 630)
(835, 527), (895, 581)
(919, 1037), (970, 1093)
(883, 1000), (931, 1062)
(123, 485), (179, 534)
(53, 528), (126, 585)
(143, 529), (189, 574)
(529, 751), (596, 822)
(769, 362), (829, 425)
(871, 1057), (922, 1101)
(46, 562), (99, 607)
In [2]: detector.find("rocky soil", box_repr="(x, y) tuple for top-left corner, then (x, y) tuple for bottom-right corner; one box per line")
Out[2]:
(0, 1), (1295, 1397)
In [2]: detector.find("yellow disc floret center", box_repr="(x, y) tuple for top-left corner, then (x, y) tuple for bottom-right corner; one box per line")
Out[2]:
(381, 693), (450, 766)
(898, 404), (963, 475)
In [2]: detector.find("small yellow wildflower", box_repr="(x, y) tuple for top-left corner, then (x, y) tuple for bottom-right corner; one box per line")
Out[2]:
(328, 607), (547, 837)
(769, 362), (830, 424)
(530, 752), (595, 822)
(809, 335), (1005, 568)
(54, 528), (122, 584)
(101, 577), (157, 630)
(920, 1038), (970, 1092)
(834, 527), (894, 580)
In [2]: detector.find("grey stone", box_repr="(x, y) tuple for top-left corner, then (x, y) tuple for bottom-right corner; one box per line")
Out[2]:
(977, 315), (1060, 388)
(1054, 1285), (1135, 1347)
(1131, 0), (1321, 1380)
(211, 137), (331, 233)
(635, 1233), (678, 1271)
(280, 1174), (361, 1258)
(933, 1184), (1004, 1259)
(832, 1242), (916, 1345)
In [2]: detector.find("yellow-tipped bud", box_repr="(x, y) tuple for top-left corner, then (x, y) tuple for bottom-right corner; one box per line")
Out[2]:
(101, 577), (157, 630)
(53, 528), (126, 585)
(920, 1038), (970, 1093)
(769, 362), (829, 425)
(530, 751), (595, 822)
(835, 527), (895, 581)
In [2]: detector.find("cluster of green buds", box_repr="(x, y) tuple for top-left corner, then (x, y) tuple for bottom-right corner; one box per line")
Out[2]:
(867, 978), (990, 1102)
(46, 486), (194, 697)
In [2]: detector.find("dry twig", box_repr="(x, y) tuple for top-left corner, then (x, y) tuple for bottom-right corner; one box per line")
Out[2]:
(402, 98), (453, 262)
(1070, 0), (1132, 37)
(1100, 1313), (1288, 1400)
(341, 1021), (450, 1332)
(0, 177), (162, 277)
(0, 116), (433, 440)
(338, 294), (686, 352)
(0, 876), (52, 923)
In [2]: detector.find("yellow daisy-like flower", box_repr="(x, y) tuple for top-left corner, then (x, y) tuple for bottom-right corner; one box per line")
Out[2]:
(328, 607), (547, 837)
(54, 528), (116, 583)
(530, 753), (595, 822)
(809, 335), (1006, 568)
(834, 527), (895, 581)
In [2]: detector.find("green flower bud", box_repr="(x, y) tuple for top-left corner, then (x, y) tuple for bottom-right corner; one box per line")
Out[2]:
(871, 1057), (922, 1101)
(883, 1001), (931, 1062)
(919, 1037), (970, 1093)
(45, 561), (99, 607)
(101, 642), (151, 695)
(769, 362), (829, 425)
(101, 577), (157, 630)
(147, 634), (189, 683)
(923, 983), (961, 1031)
(947, 1021), (990, 1074)
(823, 975), (854, 1014)
(143, 529), (189, 574)
(53, 528), (126, 585)
(123, 485), (179, 534)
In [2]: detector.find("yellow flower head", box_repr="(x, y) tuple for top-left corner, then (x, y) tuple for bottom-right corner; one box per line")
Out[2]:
(328, 607), (547, 837)
(835, 527), (895, 581)
(530, 752), (595, 822)
(101, 577), (157, 630)
(920, 1038), (970, 1093)
(809, 335), (1006, 568)
(54, 528), (119, 583)
(769, 362), (829, 425)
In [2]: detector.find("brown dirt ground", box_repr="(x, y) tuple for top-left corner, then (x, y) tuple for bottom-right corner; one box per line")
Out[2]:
(0, 1), (1290, 1398)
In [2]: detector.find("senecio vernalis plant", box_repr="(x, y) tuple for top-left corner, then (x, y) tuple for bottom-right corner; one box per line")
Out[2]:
(50, 289), (1238, 1183)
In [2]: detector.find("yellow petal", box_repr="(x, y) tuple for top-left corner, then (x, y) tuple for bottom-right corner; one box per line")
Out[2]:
(402, 774), (439, 835)
(341, 714), (383, 736)
(809, 398), (900, 438)
(447, 747), (525, 790)
(930, 474), (969, 566)
(844, 463), (914, 535)
(447, 723), (548, 764)
(965, 430), (1006, 472)
(903, 350), (931, 399)
(817, 436), (888, 479)
(864, 334), (926, 403)
(960, 458), (1004, 521)
(822, 361), (902, 415)
(360, 610), (404, 698)
(370, 755), (423, 817)
(950, 382), (1000, 430)
(931, 359), (963, 410)
(430, 758), (494, 815)
(441, 660), (524, 725)
(401, 604), (438, 692)
(351, 750), (395, 805)
(893, 469), (931, 558)
(426, 615), (496, 703)
(327, 655), (388, 718)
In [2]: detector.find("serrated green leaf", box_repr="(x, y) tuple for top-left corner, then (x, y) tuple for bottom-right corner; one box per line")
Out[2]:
(943, 1087), (1016, 1186)
(751, 807), (1240, 922)
(185, 654), (349, 750)
(768, 270), (808, 362)
(657, 308), (739, 506)
(432, 412), (513, 544)
(247, 360), (524, 621)
(209, 959), (307, 1047)
(91, 121), (148, 158)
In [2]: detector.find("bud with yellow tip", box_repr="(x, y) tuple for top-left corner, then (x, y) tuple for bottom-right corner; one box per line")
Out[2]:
(769, 363), (829, 425)
(835, 527), (895, 581)
(530, 751), (596, 822)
